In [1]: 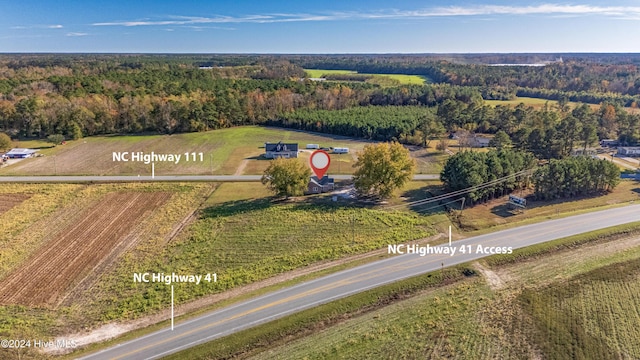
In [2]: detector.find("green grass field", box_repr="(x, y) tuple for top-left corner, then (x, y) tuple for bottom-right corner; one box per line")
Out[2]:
(485, 96), (640, 115)
(0, 127), (372, 176)
(304, 69), (427, 85)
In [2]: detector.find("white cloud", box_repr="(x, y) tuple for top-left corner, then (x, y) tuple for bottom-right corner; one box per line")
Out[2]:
(10, 24), (64, 29)
(66, 32), (89, 37)
(90, 4), (640, 27)
(392, 4), (640, 18)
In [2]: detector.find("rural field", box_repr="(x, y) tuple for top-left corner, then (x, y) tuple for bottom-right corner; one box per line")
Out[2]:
(0, 194), (29, 215)
(485, 96), (640, 114)
(0, 192), (170, 307)
(88, 182), (445, 318)
(304, 69), (427, 85)
(0, 179), (450, 355)
(0, 127), (374, 176)
(0, 183), (213, 343)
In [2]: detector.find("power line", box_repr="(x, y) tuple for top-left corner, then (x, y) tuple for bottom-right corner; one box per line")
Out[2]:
(387, 168), (534, 210)
(411, 197), (466, 214)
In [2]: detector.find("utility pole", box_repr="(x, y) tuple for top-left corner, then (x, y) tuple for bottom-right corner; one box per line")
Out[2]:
(352, 214), (356, 246)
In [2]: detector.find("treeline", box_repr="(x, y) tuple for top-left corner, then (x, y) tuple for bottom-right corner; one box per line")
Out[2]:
(440, 149), (537, 204)
(270, 106), (426, 141)
(435, 61), (640, 97)
(292, 54), (640, 99)
(516, 87), (640, 107)
(0, 55), (483, 138)
(440, 151), (621, 206)
(431, 98), (640, 153)
(0, 54), (639, 146)
(533, 156), (620, 200)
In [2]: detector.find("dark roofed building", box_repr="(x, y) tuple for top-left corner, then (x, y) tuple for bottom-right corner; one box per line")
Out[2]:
(307, 176), (335, 194)
(264, 142), (299, 158)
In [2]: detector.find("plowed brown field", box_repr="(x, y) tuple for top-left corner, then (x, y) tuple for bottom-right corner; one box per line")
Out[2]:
(0, 194), (29, 215)
(0, 191), (170, 307)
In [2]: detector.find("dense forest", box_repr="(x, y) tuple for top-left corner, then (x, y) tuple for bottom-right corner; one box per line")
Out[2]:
(440, 149), (537, 204)
(0, 53), (638, 150)
(533, 156), (620, 200)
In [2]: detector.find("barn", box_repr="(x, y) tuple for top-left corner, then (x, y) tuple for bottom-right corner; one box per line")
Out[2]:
(5, 148), (36, 159)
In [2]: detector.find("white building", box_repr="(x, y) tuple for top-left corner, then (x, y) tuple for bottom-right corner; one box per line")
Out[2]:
(618, 147), (640, 156)
(5, 148), (37, 159)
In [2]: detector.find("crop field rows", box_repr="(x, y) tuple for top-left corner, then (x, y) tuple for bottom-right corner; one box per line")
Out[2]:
(520, 257), (640, 359)
(0, 191), (170, 307)
(0, 194), (30, 215)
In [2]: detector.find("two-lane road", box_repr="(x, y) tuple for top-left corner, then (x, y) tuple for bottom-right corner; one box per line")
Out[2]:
(0, 174), (439, 183)
(79, 204), (640, 360)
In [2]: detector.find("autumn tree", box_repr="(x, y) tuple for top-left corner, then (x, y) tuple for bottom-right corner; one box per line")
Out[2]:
(353, 142), (416, 199)
(261, 158), (312, 198)
(0, 132), (11, 150)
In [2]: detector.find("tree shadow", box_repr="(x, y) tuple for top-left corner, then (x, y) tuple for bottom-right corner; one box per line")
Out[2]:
(289, 192), (376, 212)
(399, 184), (451, 214)
(490, 204), (519, 218)
(246, 155), (269, 160)
(200, 198), (273, 219)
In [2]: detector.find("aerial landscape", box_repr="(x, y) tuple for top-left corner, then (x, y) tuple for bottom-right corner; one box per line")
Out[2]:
(1, 1), (640, 359)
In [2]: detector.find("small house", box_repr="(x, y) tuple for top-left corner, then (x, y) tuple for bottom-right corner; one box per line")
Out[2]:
(307, 176), (335, 194)
(618, 147), (640, 156)
(5, 148), (36, 159)
(470, 136), (491, 148)
(600, 139), (619, 147)
(264, 142), (299, 159)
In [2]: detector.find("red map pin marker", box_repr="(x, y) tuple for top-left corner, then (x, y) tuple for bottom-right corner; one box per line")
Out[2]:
(309, 150), (330, 179)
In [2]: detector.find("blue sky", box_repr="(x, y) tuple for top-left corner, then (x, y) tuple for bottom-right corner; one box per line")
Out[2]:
(1, 1), (640, 53)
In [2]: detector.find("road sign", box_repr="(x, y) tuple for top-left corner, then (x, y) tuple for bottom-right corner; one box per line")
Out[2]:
(309, 150), (330, 178)
(508, 194), (526, 208)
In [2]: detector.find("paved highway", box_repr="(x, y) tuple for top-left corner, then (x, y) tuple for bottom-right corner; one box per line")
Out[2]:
(79, 204), (640, 360)
(0, 174), (439, 182)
